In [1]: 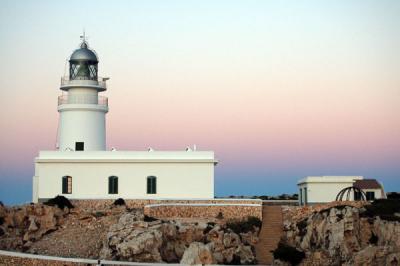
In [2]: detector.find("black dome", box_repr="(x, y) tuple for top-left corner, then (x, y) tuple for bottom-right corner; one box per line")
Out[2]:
(69, 41), (98, 62)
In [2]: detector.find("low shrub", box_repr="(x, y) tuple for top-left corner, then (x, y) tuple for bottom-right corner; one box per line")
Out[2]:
(0, 201), (3, 206)
(273, 242), (305, 265)
(216, 211), (224, 219)
(296, 219), (308, 238)
(144, 215), (158, 222)
(361, 199), (400, 222)
(226, 216), (262, 234)
(94, 211), (105, 218)
(369, 233), (378, 245)
(387, 192), (400, 200)
(44, 195), (74, 209)
(113, 198), (126, 206)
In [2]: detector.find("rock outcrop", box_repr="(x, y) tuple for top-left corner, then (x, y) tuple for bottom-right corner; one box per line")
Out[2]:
(100, 211), (259, 264)
(279, 203), (400, 265)
(0, 204), (67, 250)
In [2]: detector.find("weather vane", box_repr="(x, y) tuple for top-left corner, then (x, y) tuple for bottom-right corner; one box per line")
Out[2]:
(80, 29), (88, 43)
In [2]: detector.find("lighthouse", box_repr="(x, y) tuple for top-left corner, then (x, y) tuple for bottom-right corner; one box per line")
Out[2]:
(57, 38), (108, 151)
(33, 37), (216, 202)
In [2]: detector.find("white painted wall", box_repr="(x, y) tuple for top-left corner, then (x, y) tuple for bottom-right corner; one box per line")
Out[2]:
(298, 176), (362, 204)
(58, 87), (108, 151)
(58, 105), (107, 151)
(33, 151), (216, 202)
(297, 176), (385, 204)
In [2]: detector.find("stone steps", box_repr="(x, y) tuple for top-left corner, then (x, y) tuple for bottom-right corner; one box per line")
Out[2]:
(255, 205), (283, 265)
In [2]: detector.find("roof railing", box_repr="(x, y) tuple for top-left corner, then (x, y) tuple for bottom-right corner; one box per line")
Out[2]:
(58, 95), (108, 106)
(60, 76), (108, 89)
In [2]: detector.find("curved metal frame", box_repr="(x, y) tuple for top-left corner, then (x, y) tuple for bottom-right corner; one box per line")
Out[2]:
(335, 186), (367, 201)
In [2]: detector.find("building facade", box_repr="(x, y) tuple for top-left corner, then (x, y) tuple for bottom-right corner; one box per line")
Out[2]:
(297, 176), (385, 205)
(32, 39), (217, 202)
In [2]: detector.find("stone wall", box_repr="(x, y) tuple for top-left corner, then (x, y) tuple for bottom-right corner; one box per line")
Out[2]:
(71, 199), (262, 220)
(144, 203), (262, 220)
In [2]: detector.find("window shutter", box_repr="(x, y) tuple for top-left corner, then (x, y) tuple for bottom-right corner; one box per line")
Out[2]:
(114, 178), (118, 194)
(109, 177), (113, 194)
(152, 178), (156, 194)
(62, 177), (67, 194)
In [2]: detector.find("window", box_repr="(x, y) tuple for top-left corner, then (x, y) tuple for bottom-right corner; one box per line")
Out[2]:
(304, 188), (307, 205)
(108, 176), (118, 194)
(147, 176), (157, 194)
(354, 191), (362, 201)
(299, 188), (303, 205)
(75, 142), (84, 151)
(366, 191), (375, 201)
(62, 176), (72, 194)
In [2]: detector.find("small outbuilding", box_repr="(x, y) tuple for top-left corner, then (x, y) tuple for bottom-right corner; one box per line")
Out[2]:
(297, 176), (386, 205)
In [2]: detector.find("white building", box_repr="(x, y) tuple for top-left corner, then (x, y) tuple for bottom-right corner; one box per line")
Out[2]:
(32, 38), (217, 202)
(297, 176), (385, 205)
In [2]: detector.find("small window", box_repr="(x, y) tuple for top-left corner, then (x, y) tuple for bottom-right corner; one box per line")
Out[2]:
(366, 191), (375, 201)
(108, 176), (118, 194)
(299, 188), (303, 205)
(75, 142), (84, 151)
(304, 188), (307, 205)
(354, 191), (362, 201)
(62, 176), (72, 194)
(147, 176), (157, 194)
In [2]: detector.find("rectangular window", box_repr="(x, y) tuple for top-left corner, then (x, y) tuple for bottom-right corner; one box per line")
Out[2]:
(62, 176), (72, 194)
(304, 188), (307, 205)
(366, 191), (375, 201)
(108, 176), (118, 194)
(354, 191), (362, 201)
(147, 177), (157, 194)
(75, 142), (84, 151)
(299, 188), (303, 205)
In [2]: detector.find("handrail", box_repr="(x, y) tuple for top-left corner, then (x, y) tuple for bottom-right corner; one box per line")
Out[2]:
(58, 95), (108, 106)
(60, 76), (107, 88)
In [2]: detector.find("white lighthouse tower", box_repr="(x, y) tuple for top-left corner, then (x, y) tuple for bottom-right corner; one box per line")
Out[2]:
(33, 37), (216, 203)
(57, 37), (109, 151)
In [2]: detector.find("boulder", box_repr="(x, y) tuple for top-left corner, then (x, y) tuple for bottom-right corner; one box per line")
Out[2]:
(180, 242), (215, 265)
(235, 244), (256, 264)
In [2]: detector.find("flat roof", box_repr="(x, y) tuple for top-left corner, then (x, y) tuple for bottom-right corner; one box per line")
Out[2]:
(298, 176), (363, 184)
(36, 150), (217, 164)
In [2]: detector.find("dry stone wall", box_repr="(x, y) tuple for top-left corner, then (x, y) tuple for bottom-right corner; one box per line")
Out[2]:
(144, 204), (261, 220)
(71, 199), (262, 220)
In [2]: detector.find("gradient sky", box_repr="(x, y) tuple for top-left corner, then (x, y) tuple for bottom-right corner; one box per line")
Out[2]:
(0, 0), (399, 205)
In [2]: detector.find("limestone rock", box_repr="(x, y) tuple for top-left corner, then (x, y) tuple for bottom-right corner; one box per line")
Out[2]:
(180, 242), (215, 265)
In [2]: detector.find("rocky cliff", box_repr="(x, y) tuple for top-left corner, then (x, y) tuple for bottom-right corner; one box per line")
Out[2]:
(277, 200), (400, 265)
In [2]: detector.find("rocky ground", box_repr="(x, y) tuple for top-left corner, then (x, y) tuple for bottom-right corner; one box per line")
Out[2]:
(277, 200), (400, 266)
(0, 200), (260, 264)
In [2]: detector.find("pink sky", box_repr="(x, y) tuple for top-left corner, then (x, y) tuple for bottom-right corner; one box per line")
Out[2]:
(0, 1), (399, 203)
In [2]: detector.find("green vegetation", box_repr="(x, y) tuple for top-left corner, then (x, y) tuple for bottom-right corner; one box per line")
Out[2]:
(362, 199), (400, 222)
(144, 215), (158, 222)
(44, 195), (74, 209)
(113, 198), (126, 206)
(226, 216), (262, 234)
(273, 242), (305, 265)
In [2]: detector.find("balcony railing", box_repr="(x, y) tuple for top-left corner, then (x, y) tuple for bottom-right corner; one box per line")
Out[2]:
(58, 95), (108, 107)
(60, 76), (108, 89)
